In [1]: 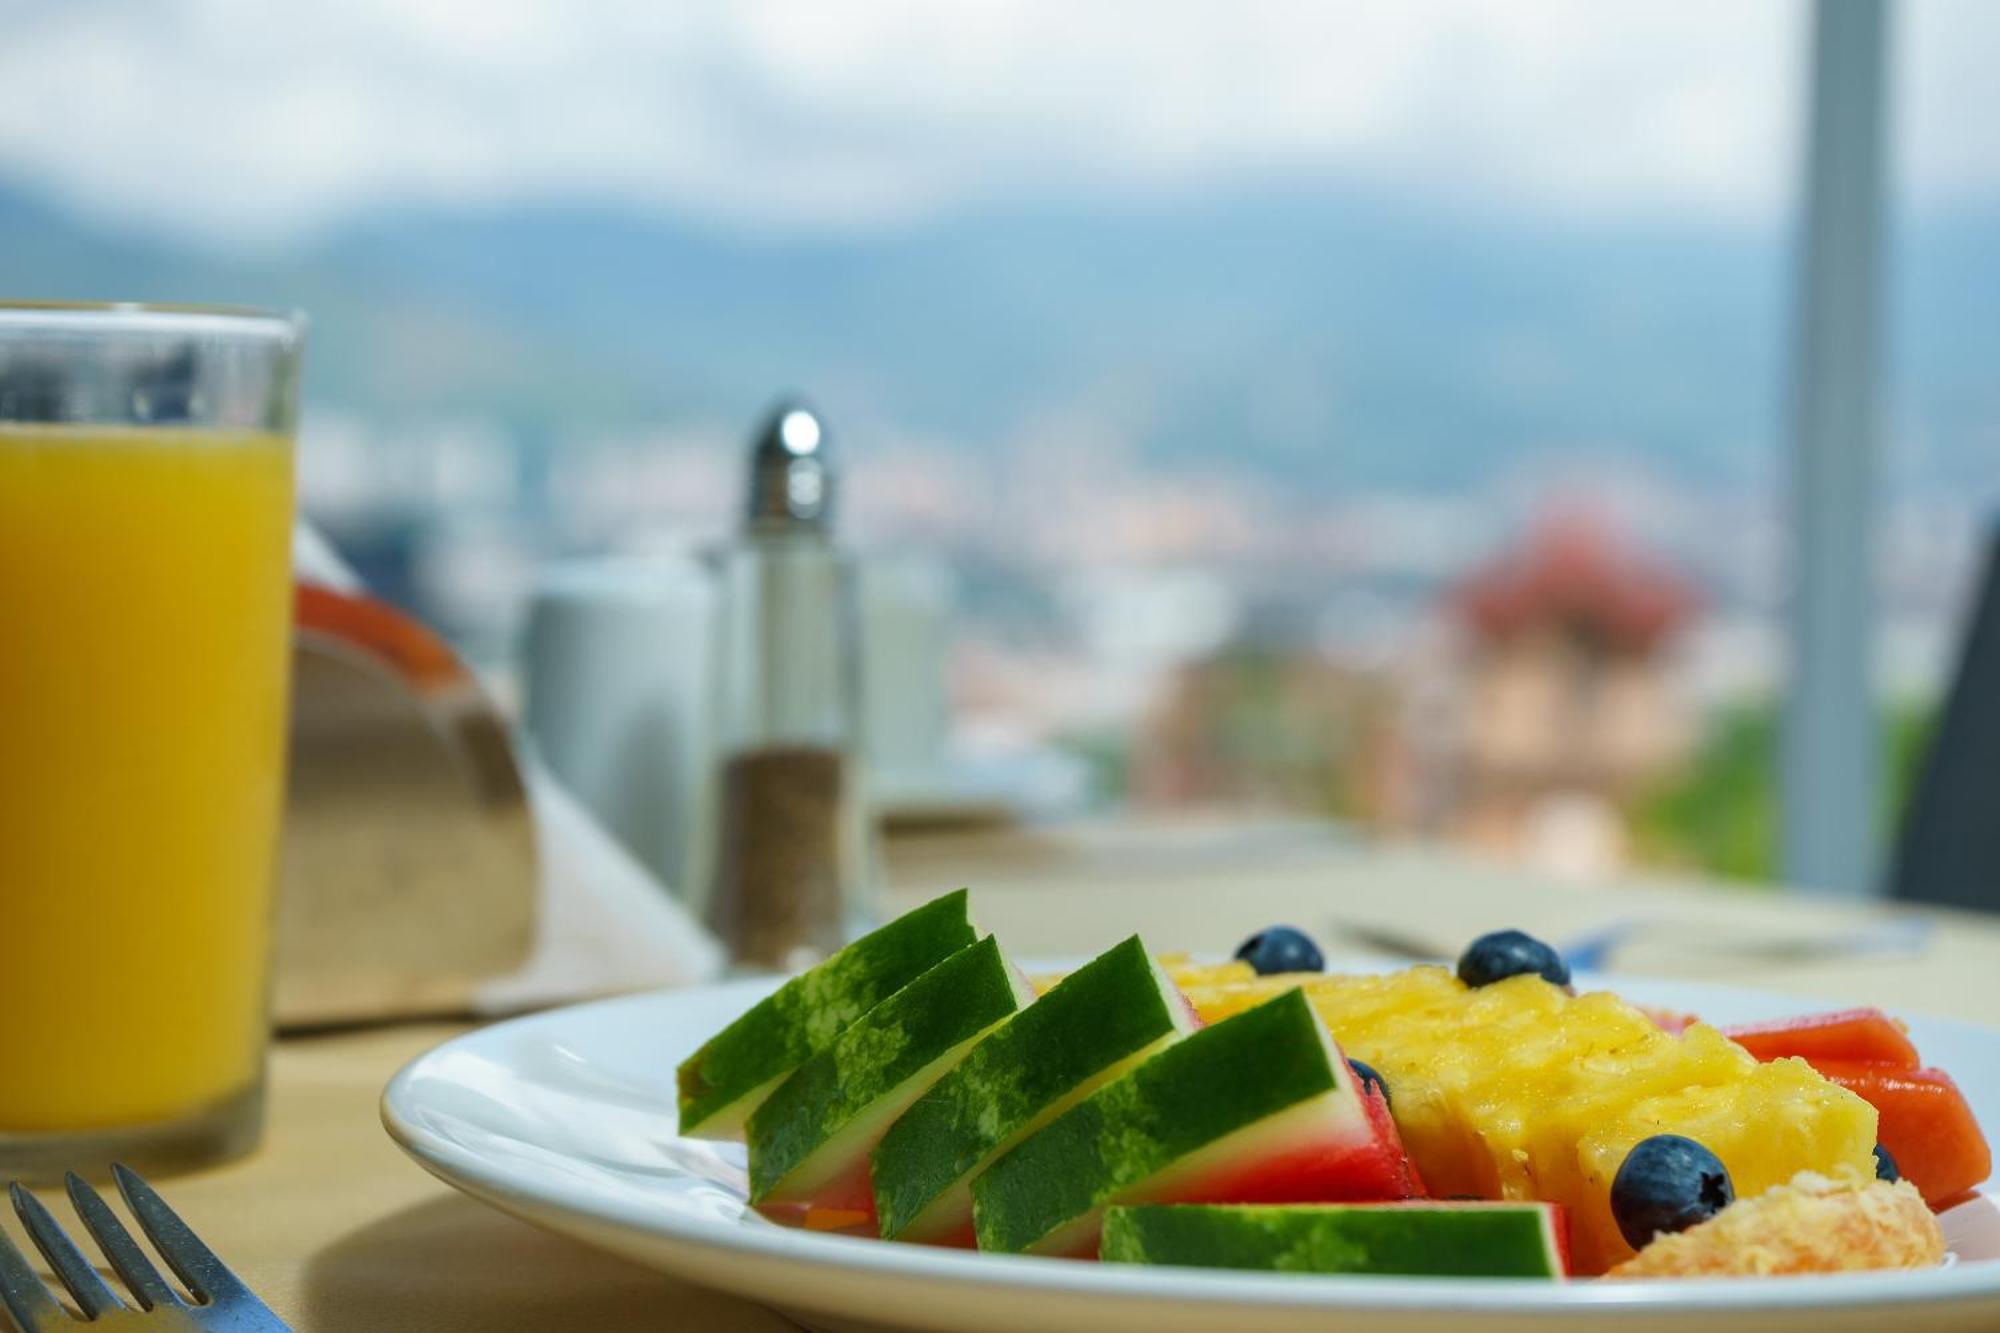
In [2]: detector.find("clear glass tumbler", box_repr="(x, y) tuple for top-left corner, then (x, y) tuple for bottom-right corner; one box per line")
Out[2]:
(0, 303), (302, 1180)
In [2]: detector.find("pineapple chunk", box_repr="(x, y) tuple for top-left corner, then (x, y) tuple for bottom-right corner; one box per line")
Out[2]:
(1162, 958), (1256, 989)
(1034, 956), (1254, 997)
(1183, 967), (1879, 1274)
(1571, 1057), (1881, 1272)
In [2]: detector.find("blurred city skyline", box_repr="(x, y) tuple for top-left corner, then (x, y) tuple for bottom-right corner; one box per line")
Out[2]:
(3, 0), (1995, 880)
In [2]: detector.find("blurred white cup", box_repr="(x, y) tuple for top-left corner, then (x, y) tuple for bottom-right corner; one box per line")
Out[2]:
(860, 554), (954, 801)
(521, 555), (716, 905)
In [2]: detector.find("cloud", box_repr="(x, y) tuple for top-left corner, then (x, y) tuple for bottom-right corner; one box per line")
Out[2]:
(0, 0), (1992, 245)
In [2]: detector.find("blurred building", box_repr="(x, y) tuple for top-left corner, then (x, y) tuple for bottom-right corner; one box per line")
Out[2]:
(1448, 513), (1697, 875)
(1132, 647), (1405, 822)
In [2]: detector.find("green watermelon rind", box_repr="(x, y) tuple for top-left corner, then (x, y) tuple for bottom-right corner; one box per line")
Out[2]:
(747, 935), (1029, 1203)
(872, 935), (1194, 1242)
(971, 987), (1340, 1254)
(675, 889), (977, 1137)
(1099, 1202), (1566, 1279)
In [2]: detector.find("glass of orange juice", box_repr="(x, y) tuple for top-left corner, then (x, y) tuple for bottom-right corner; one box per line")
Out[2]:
(0, 302), (302, 1180)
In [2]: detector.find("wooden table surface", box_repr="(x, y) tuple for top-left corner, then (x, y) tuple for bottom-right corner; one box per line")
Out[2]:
(26, 821), (2000, 1331)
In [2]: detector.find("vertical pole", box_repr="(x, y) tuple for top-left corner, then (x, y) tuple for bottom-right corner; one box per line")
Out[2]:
(1783, 0), (1891, 897)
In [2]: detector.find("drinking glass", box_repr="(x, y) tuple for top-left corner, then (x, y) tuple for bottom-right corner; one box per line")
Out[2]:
(0, 302), (302, 1180)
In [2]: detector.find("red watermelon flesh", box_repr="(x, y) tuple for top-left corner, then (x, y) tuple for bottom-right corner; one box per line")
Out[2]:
(1814, 1061), (1992, 1206)
(1111, 1053), (1424, 1220)
(970, 991), (1422, 1258)
(1721, 1008), (1920, 1069)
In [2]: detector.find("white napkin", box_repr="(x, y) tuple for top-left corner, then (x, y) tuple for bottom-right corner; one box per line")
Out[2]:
(473, 760), (726, 1015)
(296, 518), (725, 1016)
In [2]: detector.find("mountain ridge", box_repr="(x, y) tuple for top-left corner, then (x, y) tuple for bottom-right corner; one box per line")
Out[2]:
(1, 179), (1991, 494)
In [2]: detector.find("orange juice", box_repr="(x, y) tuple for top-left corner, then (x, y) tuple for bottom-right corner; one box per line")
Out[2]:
(0, 425), (294, 1130)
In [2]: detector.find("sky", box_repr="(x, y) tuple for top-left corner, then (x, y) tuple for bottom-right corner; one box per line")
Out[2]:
(0, 0), (1995, 248)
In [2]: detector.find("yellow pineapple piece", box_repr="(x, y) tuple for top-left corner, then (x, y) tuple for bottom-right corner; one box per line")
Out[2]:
(1034, 956), (1254, 996)
(1181, 971), (1343, 1023)
(1568, 1056), (1881, 1272)
(1161, 958), (1256, 989)
(1184, 967), (1879, 1274)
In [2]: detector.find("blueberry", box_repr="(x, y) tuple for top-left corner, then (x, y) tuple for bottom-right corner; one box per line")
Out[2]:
(1234, 926), (1324, 975)
(1874, 1144), (1900, 1182)
(1610, 1134), (1735, 1249)
(1457, 929), (1570, 988)
(1347, 1059), (1391, 1108)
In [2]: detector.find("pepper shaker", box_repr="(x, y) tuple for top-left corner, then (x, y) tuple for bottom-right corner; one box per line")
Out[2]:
(705, 398), (876, 969)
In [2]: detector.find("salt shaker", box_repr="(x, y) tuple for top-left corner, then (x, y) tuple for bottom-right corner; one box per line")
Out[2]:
(705, 398), (875, 969)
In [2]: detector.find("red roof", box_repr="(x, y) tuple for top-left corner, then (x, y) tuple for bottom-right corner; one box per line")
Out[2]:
(1456, 512), (1695, 651)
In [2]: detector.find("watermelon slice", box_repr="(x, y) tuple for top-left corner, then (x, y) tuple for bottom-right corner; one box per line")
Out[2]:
(872, 935), (1199, 1245)
(1101, 1201), (1570, 1278)
(971, 988), (1420, 1257)
(676, 889), (978, 1138)
(1813, 1061), (1992, 1206)
(1721, 1008), (1920, 1069)
(748, 935), (1034, 1211)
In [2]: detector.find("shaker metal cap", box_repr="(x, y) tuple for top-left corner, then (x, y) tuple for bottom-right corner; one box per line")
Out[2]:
(747, 397), (834, 531)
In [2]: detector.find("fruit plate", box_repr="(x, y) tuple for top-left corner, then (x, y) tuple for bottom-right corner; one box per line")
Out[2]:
(382, 970), (2000, 1332)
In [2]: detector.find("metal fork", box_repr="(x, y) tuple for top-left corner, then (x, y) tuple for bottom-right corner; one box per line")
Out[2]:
(0, 1164), (289, 1330)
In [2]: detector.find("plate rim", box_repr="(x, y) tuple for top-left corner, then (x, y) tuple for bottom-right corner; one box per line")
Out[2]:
(382, 972), (2000, 1318)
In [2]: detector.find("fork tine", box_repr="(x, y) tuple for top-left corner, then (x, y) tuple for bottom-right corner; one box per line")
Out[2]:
(9, 1184), (123, 1318)
(63, 1173), (180, 1311)
(111, 1164), (247, 1305)
(0, 1210), (68, 1331)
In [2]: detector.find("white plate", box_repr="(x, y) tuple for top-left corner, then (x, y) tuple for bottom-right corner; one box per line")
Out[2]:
(383, 971), (2000, 1332)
